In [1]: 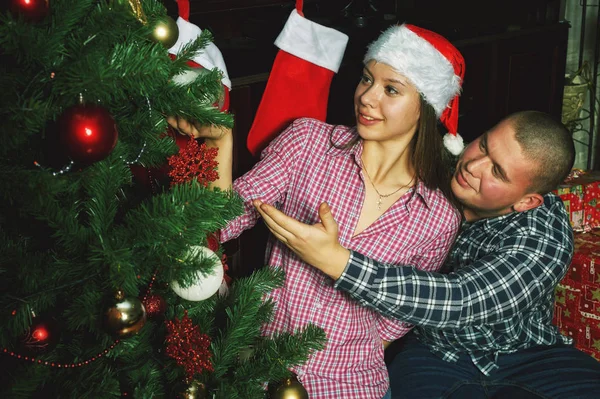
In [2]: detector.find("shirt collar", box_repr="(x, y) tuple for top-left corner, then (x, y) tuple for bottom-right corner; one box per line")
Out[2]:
(464, 195), (555, 231)
(412, 180), (434, 209)
(463, 211), (513, 232)
(325, 126), (362, 158)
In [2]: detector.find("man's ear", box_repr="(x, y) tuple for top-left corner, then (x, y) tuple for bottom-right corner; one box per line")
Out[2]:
(513, 193), (544, 213)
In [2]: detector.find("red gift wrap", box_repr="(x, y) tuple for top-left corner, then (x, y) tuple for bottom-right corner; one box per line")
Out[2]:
(554, 184), (585, 231)
(553, 231), (600, 359)
(578, 324), (600, 361)
(553, 170), (600, 232)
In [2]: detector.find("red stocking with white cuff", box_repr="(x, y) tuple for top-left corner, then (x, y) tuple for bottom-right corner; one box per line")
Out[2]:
(246, 0), (349, 157)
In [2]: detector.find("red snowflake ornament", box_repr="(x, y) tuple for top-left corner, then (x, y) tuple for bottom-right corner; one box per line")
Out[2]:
(168, 138), (219, 186)
(143, 294), (167, 318)
(165, 310), (214, 380)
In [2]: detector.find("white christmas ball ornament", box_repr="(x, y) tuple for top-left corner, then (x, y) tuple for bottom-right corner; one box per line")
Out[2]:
(171, 246), (224, 301)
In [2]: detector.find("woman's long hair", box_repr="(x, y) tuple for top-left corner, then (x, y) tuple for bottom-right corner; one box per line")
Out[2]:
(412, 99), (459, 210)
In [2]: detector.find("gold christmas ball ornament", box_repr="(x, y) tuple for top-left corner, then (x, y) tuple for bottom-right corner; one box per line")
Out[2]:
(103, 289), (147, 338)
(176, 380), (207, 399)
(268, 376), (309, 399)
(150, 15), (179, 48)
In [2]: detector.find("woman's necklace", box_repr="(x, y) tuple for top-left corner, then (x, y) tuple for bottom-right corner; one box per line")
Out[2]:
(363, 166), (415, 210)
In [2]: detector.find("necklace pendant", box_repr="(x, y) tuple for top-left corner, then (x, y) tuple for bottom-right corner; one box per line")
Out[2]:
(377, 196), (382, 210)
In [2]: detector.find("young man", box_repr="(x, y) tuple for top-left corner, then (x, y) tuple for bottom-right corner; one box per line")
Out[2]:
(253, 110), (600, 398)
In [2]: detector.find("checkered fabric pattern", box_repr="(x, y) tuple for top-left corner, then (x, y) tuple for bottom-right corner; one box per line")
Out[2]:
(220, 118), (460, 398)
(336, 193), (574, 376)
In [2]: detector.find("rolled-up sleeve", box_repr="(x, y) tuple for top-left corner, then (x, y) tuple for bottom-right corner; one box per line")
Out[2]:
(219, 119), (313, 242)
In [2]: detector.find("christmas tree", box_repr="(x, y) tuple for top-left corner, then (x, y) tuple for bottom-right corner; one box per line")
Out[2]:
(0, 1), (326, 397)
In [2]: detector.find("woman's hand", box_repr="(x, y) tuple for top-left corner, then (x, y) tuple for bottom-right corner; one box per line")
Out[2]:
(167, 116), (231, 142)
(167, 115), (233, 190)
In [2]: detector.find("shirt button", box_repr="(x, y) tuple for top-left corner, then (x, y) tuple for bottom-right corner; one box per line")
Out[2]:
(315, 301), (323, 309)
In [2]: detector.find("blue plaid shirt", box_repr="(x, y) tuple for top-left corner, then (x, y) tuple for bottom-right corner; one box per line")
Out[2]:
(335, 193), (574, 375)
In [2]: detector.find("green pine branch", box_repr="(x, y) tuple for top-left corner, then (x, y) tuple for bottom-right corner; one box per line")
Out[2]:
(0, 1), (327, 397)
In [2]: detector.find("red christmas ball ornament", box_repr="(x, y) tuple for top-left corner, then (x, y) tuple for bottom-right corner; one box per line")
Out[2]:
(9, 0), (50, 23)
(19, 313), (61, 355)
(58, 103), (118, 163)
(143, 294), (167, 318)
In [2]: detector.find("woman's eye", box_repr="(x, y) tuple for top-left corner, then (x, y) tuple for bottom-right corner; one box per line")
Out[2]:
(386, 86), (399, 95)
(360, 74), (372, 84)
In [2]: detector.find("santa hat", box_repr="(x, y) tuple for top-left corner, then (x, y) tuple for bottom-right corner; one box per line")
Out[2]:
(364, 24), (465, 155)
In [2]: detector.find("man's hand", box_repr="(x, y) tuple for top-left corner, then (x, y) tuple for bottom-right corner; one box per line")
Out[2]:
(253, 200), (350, 280)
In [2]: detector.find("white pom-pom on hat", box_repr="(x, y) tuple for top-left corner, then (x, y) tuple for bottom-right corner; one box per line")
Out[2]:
(443, 132), (464, 156)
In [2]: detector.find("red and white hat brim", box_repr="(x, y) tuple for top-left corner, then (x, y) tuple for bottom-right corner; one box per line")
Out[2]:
(364, 25), (461, 117)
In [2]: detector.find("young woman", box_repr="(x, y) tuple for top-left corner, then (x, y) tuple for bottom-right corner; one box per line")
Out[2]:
(170, 22), (465, 399)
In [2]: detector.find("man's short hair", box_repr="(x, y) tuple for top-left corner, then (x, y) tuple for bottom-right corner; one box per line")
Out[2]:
(510, 111), (575, 195)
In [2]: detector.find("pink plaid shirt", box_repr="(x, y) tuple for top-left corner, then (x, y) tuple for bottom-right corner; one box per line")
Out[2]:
(220, 118), (461, 398)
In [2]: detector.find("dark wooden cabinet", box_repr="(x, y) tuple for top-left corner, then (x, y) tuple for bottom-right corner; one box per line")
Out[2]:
(455, 22), (569, 143)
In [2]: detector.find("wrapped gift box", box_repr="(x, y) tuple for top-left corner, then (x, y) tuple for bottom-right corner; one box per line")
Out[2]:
(553, 170), (600, 232)
(553, 284), (582, 326)
(576, 324), (600, 361)
(556, 318), (582, 345)
(581, 285), (600, 316)
(562, 231), (600, 287)
(553, 231), (600, 359)
(554, 184), (585, 231)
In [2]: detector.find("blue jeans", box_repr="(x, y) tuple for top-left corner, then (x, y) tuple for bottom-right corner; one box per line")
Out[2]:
(381, 386), (392, 399)
(388, 332), (600, 399)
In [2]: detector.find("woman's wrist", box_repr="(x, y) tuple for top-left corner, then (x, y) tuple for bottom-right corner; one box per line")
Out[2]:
(203, 127), (233, 148)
